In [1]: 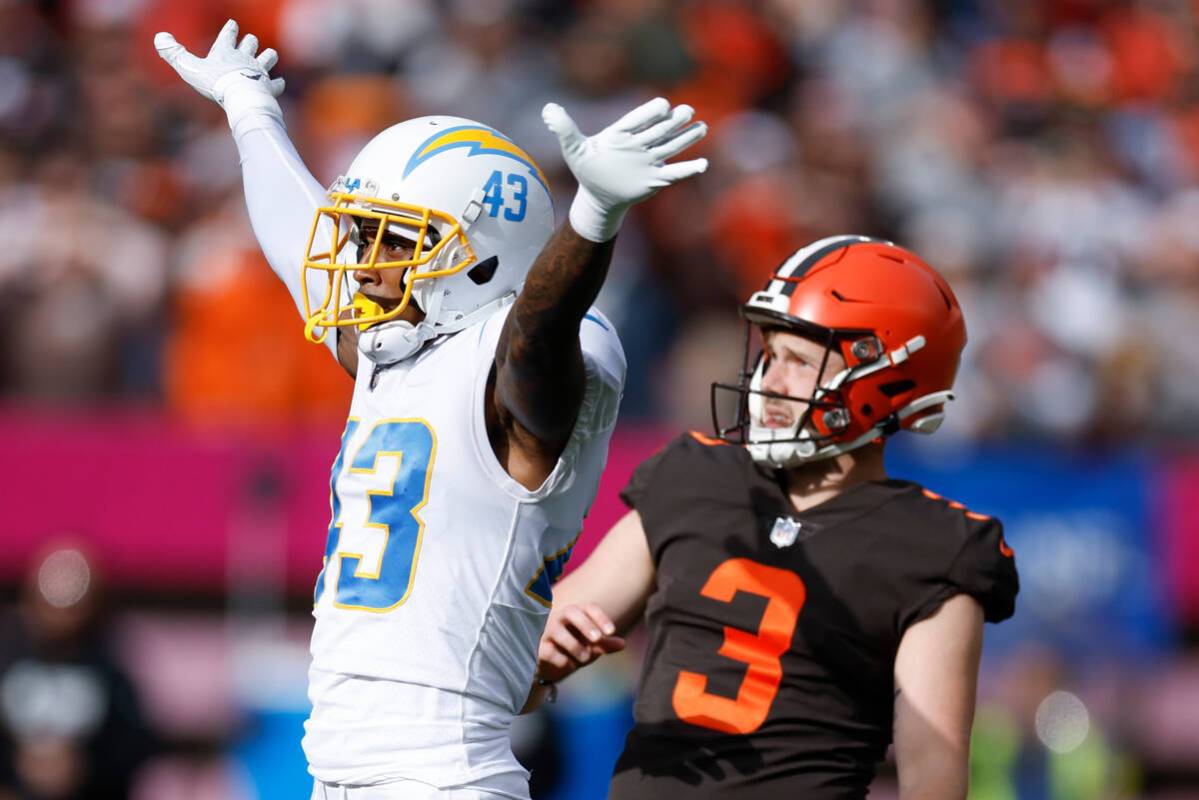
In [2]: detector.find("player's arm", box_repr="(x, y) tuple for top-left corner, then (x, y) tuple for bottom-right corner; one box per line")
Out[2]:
(520, 510), (655, 713)
(492, 100), (706, 489)
(154, 20), (357, 376)
(892, 593), (985, 800)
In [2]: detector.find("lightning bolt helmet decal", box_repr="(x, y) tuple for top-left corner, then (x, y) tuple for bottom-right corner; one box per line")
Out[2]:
(402, 125), (549, 195)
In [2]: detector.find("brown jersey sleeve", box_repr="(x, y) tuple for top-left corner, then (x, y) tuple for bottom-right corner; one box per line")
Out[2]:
(946, 516), (1019, 623)
(899, 508), (1019, 631)
(619, 432), (697, 511)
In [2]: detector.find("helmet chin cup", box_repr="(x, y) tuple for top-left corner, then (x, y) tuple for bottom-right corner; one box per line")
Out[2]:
(359, 318), (437, 365)
(747, 433), (820, 469)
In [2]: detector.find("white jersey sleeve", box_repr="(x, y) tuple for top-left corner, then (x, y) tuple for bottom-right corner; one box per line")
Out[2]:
(231, 113), (349, 357)
(575, 309), (626, 436)
(471, 306), (626, 501)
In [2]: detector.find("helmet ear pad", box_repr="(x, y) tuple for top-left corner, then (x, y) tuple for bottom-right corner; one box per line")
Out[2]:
(466, 256), (500, 286)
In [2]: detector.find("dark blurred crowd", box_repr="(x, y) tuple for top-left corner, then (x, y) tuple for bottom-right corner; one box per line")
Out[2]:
(1, 0), (1198, 441)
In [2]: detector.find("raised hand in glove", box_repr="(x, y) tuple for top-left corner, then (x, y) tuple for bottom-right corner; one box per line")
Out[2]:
(154, 19), (284, 131)
(543, 97), (708, 243)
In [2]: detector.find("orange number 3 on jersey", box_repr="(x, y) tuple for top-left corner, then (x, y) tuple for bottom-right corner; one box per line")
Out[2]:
(672, 558), (806, 734)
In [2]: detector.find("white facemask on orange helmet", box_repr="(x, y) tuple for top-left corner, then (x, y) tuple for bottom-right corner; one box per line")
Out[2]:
(713, 235), (967, 467)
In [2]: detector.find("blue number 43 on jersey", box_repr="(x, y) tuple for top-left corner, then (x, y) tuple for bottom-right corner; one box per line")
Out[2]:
(314, 419), (437, 612)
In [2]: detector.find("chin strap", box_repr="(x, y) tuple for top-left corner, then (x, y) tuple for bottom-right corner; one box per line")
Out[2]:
(748, 391), (957, 468)
(358, 318), (438, 366)
(349, 292), (437, 366)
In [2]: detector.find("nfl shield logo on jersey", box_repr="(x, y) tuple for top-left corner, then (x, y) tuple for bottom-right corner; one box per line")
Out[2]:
(770, 516), (802, 548)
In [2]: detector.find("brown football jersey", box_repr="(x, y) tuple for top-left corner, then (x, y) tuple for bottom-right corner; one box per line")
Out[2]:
(609, 432), (1018, 799)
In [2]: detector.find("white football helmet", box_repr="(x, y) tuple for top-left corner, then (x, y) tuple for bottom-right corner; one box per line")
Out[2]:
(301, 116), (555, 361)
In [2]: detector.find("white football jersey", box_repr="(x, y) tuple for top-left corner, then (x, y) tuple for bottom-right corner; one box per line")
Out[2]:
(303, 303), (625, 791)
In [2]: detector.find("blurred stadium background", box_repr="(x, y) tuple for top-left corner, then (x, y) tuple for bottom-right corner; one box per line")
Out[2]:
(2, 0), (1199, 797)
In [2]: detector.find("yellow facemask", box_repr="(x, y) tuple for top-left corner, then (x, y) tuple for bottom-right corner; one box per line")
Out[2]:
(301, 182), (477, 344)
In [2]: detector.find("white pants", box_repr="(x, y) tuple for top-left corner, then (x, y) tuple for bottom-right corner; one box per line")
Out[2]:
(311, 775), (530, 800)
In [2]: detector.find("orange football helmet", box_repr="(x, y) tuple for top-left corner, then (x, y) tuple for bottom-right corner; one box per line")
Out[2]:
(712, 235), (967, 466)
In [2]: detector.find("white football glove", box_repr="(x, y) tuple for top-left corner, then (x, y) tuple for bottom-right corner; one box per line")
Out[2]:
(154, 19), (285, 131)
(543, 97), (709, 243)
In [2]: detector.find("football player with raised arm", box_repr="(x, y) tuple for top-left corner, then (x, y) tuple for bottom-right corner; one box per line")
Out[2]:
(533, 237), (1019, 799)
(154, 20), (707, 800)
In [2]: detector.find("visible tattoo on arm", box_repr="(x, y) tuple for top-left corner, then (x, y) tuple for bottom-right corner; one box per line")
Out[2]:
(494, 224), (615, 457)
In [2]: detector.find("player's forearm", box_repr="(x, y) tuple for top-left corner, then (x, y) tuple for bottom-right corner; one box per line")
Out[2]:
(552, 510), (654, 637)
(509, 223), (614, 355)
(155, 23), (339, 345)
(519, 680), (553, 715)
(495, 223), (615, 442)
(897, 751), (969, 800)
(551, 565), (643, 637)
(234, 117), (345, 346)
